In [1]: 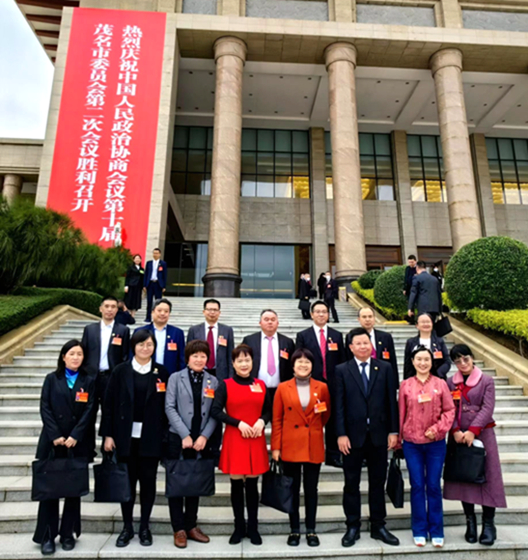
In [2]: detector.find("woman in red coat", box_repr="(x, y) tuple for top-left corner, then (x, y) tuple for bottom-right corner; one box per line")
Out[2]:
(211, 344), (270, 546)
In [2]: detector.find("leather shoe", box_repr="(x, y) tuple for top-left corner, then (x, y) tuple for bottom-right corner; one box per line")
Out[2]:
(139, 528), (153, 546)
(287, 533), (300, 546)
(60, 536), (75, 551)
(371, 527), (400, 546)
(342, 526), (361, 547)
(306, 533), (320, 547)
(187, 527), (210, 543)
(41, 538), (55, 555)
(174, 530), (187, 548)
(115, 527), (134, 548)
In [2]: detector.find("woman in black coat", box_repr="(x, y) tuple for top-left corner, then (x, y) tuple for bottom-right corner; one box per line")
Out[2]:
(102, 329), (169, 548)
(403, 312), (451, 380)
(124, 254), (144, 316)
(33, 339), (96, 555)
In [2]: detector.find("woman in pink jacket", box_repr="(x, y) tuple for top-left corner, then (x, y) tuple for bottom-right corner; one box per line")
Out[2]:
(398, 345), (455, 548)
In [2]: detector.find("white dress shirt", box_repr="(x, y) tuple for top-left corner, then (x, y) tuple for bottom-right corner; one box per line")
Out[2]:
(368, 329), (376, 349)
(313, 324), (328, 347)
(99, 320), (115, 372)
(354, 357), (372, 379)
(205, 322), (218, 362)
(151, 259), (160, 281)
(131, 358), (151, 438)
(419, 337), (431, 350)
(258, 332), (280, 389)
(154, 325), (167, 365)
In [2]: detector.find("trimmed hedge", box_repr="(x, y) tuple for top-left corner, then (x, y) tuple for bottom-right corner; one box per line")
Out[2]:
(467, 309), (528, 343)
(352, 281), (407, 321)
(358, 269), (384, 290)
(373, 265), (408, 317)
(445, 236), (528, 311)
(0, 287), (101, 337)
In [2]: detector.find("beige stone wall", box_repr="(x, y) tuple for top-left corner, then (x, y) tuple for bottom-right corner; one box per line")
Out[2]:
(79, 0), (177, 11)
(412, 202), (453, 247)
(495, 205), (528, 245)
(0, 141), (43, 177)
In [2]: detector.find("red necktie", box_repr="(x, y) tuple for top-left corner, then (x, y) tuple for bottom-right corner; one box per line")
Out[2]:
(207, 326), (216, 369)
(319, 328), (327, 380)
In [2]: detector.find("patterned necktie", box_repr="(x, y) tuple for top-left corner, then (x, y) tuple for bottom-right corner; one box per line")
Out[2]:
(371, 335), (377, 359)
(360, 362), (369, 393)
(320, 329), (327, 379)
(206, 326), (216, 370)
(267, 337), (276, 376)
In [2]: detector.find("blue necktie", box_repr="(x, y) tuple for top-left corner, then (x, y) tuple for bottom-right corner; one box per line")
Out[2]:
(360, 362), (369, 393)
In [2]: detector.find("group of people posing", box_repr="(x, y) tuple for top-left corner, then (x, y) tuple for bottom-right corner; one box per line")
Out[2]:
(32, 294), (506, 555)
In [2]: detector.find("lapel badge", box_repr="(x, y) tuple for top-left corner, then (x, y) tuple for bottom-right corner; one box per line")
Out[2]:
(154, 368), (158, 374)
(375, 367), (378, 370)
(112, 333), (115, 337)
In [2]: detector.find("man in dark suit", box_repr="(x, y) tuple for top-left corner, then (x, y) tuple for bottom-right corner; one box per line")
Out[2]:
(403, 254), (417, 299)
(323, 271), (339, 323)
(335, 327), (399, 548)
(242, 309), (295, 402)
(408, 261), (442, 323)
(346, 306), (399, 387)
(137, 298), (185, 375)
(296, 300), (345, 467)
(187, 298), (234, 382)
(143, 247), (168, 323)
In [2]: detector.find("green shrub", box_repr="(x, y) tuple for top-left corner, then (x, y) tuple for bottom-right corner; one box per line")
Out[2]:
(358, 269), (384, 290)
(445, 236), (528, 311)
(352, 281), (407, 321)
(373, 265), (408, 317)
(467, 308), (528, 343)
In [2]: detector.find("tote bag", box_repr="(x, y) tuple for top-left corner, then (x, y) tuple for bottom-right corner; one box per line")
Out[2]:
(93, 452), (131, 503)
(165, 454), (215, 498)
(260, 460), (294, 514)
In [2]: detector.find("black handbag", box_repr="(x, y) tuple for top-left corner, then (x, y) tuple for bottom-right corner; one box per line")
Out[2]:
(93, 452), (131, 503)
(164, 454), (215, 498)
(260, 460), (294, 514)
(31, 448), (89, 502)
(298, 299), (310, 312)
(386, 457), (404, 508)
(443, 441), (486, 484)
(434, 314), (453, 338)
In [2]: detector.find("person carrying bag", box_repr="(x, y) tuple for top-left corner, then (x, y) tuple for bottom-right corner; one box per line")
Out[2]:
(93, 451), (131, 503)
(32, 340), (96, 556)
(260, 459), (294, 515)
(164, 340), (218, 549)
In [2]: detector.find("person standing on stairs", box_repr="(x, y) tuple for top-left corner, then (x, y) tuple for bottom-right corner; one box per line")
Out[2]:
(211, 344), (271, 546)
(124, 254), (144, 318)
(143, 247), (167, 323)
(323, 271), (340, 323)
(33, 340), (96, 555)
(444, 343), (507, 546)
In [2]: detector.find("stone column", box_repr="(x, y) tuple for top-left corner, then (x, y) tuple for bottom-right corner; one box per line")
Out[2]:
(430, 48), (482, 252)
(438, 0), (463, 28)
(203, 37), (247, 297)
(309, 128), (330, 276)
(2, 174), (23, 206)
(392, 131), (418, 260)
(324, 42), (366, 285)
(328, 0), (355, 22)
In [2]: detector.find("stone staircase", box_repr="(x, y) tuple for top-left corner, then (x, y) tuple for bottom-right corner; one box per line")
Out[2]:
(1, 297), (528, 558)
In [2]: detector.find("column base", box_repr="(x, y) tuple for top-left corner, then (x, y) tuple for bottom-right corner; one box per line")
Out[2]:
(202, 273), (242, 298)
(335, 275), (361, 291)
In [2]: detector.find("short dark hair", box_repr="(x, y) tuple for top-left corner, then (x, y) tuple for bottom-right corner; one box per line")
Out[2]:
(232, 343), (253, 362)
(416, 260), (427, 269)
(450, 343), (474, 362)
(408, 254), (417, 261)
(291, 348), (314, 369)
(311, 300), (329, 313)
(57, 339), (84, 376)
(347, 327), (370, 344)
(132, 254), (142, 260)
(153, 297), (172, 311)
(130, 329), (157, 357)
(101, 296), (118, 305)
(410, 344), (439, 376)
(185, 340), (210, 363)
(260, 309), (278, 318)
(203, 299), (221, 310)
(153, 247), (161, 252)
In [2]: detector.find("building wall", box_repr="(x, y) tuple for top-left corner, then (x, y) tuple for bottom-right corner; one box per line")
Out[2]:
(0, 140), (42, 177)
(495, 205), (528, 245)
(412, 202), (452, 247)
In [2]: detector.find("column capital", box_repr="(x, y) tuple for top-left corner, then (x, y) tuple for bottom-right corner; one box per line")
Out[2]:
(214, 36), (247, 64)
(324, 42), (357, 70)
(430, 47), (463, 76)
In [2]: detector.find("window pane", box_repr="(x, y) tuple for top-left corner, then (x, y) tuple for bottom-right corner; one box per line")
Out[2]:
(189, 127), (207, 149)
(326, 176), (333, 199)
(275, 176), (292, 198)
(491, 182), (504, 204)
(188, 150), (206, 173)
(325, 154), (333, 177)
(171, 172), (186, 194)
(275, 130), (291, 152)
(514, 139), (528, 161)
(425, 180), (443, 203)
(174, 127), (188, 149)
(292, 131), (308, 153)
(257, 175), (274, 197)
(242, 152), (256, 174)
(186, 173), (206, 195)
(377, 179), (394, 201)
(407, 135), (421, 157)
(275, 152), (292, 175)
(207, 128), (214, 150)
(258, 129), (274, 151)
(517, 160), (528, 184)
(409, 157), (423, 180)
(359, 133), (374, 156)
(486, 138), (498, 159)
(360, 155), (376, 178)
(205, 151), (212, 173)
(376, 156), (393, 178)
(201, 174), (211, 195)
(293, 153), (309, 175)
(411, 179), (425, 201)
(504, 182), (520, 204)
(257, 152), (274, 175)
(172, 149), (187, 172)
(324, 131), (332, 154)
(498, 138), (514, 160)
(421, 136), (437, 157)
(423, 157), (440, 180)
(293, 176), (310, 199)
(489, 160), (502, 182)
(375, 134), (391, 156)
(501, 160), (517, 184)
(241, 175), (256, 197)
(436, 136), (443, 157)
(362, 178), (376, 200)
(242, 129), (257, 151)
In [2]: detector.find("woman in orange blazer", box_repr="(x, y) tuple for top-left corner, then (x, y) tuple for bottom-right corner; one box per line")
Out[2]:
(271, 348), (331, 548)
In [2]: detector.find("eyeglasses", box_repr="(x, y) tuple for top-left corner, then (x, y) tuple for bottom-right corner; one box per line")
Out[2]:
(454, 356), (472, 365)
(313, 310), (329, 315)
(205, 308), (220, 312)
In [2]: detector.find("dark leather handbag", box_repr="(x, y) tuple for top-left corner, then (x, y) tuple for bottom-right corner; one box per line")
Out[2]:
(31, 449), (89, 502)
(93, 452), (131, 503)
(164, 454), (215, 498)
(260, 460), (294, 514)
(434, 314), (453, 338)
(298, 299), (310, 312)
(386, 457), (404, 508)
(443, 442), (486, 484)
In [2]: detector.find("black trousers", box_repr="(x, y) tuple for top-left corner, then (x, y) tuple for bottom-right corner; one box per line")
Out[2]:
(325, 297), (339, 322)
(33, 498), (80, 544)
(282, 462), (321, 532)
(120, 439), (159, 530)
(145, 281), (163, 322)
(343, 433), (388, 530)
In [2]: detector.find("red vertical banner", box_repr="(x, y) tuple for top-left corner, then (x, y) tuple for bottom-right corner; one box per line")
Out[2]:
(47, 8), (166, 257)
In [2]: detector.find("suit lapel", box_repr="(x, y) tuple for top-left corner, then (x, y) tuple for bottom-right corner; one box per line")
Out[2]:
(125, 363), (134, 404)
(58, 374), (74, 412)
(252, 334), (262, 376)
(304, 379), (318, 417)
(367, 361), (380, 397)
(288, 380), (308, 422)
(306, 328), (322, 360)
(145, 364), (159, 404)
(349, 360), (367, 398)
(181, 369), (193, 398)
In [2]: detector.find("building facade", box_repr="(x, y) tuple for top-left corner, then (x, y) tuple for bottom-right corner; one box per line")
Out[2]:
(2, 0), (528, 298)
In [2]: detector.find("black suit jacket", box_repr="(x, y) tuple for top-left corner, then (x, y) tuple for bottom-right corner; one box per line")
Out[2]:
(346, 329), (399, 386)
(81, 322), (130, 375)
(404, 266), (416, 295)
(408, 271), (442, 315)
(36, 369), (96, 460)
(324, 278), (339, 300)
(187, 322), (234, 381)
(334, 359), (398, 449)
(403, 333), (451, 380)
(295, 326), (345, 389)
(242, 332), (295, 383)
(101, 361), (169, 458)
